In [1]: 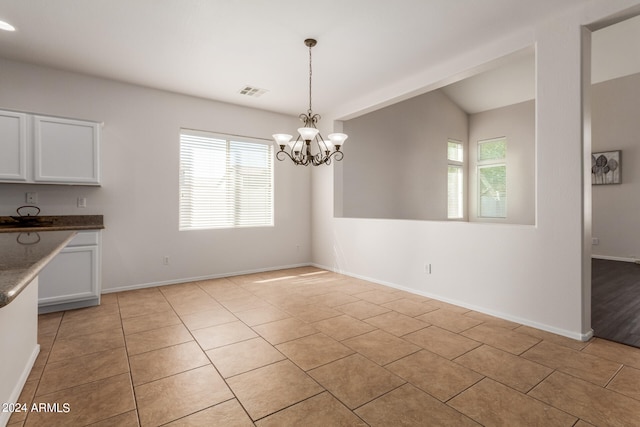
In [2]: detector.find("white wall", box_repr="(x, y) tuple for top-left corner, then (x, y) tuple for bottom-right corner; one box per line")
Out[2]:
(313, 1), (640, 340)
(341, 89), (468, 220)
(468, 100), (535, 225)
(591, 72), (640, 261)
(0, 59), (311, 292)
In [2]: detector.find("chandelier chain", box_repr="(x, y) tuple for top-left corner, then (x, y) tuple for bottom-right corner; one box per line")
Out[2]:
(308, 43), (313, 115)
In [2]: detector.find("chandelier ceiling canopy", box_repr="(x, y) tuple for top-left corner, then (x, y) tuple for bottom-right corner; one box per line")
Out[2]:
(272, 38), (347, 166)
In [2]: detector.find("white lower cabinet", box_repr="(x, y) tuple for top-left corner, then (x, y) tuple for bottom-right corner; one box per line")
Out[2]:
(38, 231), (101, 313)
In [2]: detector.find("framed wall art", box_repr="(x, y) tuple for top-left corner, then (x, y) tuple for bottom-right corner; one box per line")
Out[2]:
(592, 150), (621, 185)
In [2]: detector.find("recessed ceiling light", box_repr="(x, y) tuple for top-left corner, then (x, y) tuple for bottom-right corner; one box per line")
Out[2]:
(0, 20), (16, 32)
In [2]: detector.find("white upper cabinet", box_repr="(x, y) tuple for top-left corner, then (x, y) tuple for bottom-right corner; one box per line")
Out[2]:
(0, 110), (28, 181)
(0, 109), (101, 185)
(33, 116), (100, 184)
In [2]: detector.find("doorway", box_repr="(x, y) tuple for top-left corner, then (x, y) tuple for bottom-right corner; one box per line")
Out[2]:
(590, 13), (640, 348)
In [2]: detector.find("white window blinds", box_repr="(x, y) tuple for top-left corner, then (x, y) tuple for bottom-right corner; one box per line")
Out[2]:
(447, 139), (464, 219)
(448, 140), (463, 163)
(448, 165), (463, 219)
(179, 130), (273, 230)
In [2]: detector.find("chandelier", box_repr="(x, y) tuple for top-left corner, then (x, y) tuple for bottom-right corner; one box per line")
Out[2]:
(272, 38), (347, 166)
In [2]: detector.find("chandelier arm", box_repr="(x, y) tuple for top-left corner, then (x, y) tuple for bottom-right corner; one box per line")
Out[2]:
(275, 144), (309, 166)
(325, 150), (344, 164)
(310, 154), (323, 166)
(312, 149), (331, 166)
(276, 149), (297, 163)
(314, 133), (325, 150)
(290, 136), (304, 153)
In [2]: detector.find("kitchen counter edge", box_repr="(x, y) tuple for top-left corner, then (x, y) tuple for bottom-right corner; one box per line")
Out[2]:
(0, 215), (104, 233)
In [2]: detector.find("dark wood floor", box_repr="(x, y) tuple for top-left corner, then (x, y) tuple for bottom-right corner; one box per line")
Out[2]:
(592, 258), (640, 348)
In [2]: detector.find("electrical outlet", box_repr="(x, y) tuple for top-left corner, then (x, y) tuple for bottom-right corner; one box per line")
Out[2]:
(77, 197), (87, 208)
(424, 263), (432, 274)
(592, 237), (599, 245)
(26, 192), (38, 204)
(162, 256), (170, 265)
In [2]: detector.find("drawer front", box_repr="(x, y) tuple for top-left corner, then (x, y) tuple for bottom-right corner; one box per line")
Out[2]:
(68, 230), (99, 246)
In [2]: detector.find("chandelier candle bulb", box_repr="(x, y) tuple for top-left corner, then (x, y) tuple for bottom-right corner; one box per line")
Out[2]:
(272, 38), (347, 166)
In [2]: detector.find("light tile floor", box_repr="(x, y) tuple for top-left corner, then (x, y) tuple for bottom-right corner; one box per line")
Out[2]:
(9, 267), (640, 426)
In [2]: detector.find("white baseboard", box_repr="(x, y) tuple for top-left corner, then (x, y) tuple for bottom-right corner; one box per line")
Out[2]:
(102, 263), (312, 294)
(592, 254), (639, 263)
(103, 261), (593, 343)
(312, 262), (593, 342)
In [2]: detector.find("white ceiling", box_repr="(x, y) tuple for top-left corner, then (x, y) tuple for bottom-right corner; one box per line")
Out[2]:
(0, 0), (636, 119)
(441, 47), (535, 114)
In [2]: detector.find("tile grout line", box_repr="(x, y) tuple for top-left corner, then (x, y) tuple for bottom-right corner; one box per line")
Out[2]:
(208, 274), (392, 423)
(116, 292), (141, 427)
(523, 367), (584, 425)
(603, 363), (625, 388)
(164, 286), (259, 426)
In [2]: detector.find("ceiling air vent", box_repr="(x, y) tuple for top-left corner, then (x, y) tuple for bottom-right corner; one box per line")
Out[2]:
(238, 85), (268, 98)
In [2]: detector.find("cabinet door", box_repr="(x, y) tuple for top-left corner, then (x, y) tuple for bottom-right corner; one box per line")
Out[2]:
(38, 246), (99, 306)
(33, 116), (100, 184)
(0, 110), (28, 181)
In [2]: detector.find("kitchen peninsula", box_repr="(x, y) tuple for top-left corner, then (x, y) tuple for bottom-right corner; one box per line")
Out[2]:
(0, 216), (103, 426)
(0, 230), (74, 425)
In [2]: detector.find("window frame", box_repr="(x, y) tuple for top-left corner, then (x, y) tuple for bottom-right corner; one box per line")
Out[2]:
(179, 129), (274, 231)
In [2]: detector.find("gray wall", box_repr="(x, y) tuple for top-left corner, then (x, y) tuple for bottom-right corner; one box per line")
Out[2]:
(591, 72), (640, 260)
(340, 90), (535, 224)
(341, 89), (468, 220)
(0, 58), (311, 292)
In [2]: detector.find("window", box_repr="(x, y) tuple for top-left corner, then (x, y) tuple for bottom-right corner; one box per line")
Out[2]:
(447, 139), (464, 219)
(179, 130), (273, 230)
(477, 137), (507, 218)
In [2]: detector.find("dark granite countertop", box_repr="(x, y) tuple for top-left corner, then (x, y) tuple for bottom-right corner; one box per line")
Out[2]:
(0, 215), (104, 233)
(0, 230), (77, 307)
